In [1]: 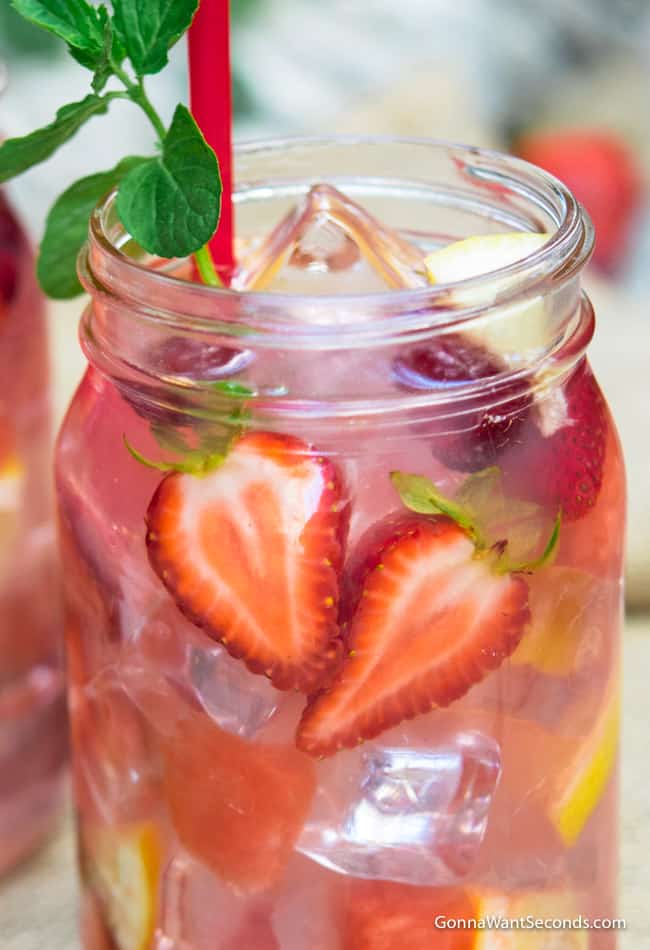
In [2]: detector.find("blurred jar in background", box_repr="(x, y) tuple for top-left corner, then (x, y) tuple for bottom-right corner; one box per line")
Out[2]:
(0, 140), (65, 870)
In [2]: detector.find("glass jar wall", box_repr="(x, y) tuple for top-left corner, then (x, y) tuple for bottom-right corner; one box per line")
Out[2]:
(57, 139), (623, 948)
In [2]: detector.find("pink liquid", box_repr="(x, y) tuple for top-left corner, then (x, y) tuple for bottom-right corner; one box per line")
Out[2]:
(0, 192), (65, 873)
(57, 337), (623, 948)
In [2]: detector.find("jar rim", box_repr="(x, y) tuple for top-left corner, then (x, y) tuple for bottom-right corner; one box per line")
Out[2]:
(81, 135), (594, 344)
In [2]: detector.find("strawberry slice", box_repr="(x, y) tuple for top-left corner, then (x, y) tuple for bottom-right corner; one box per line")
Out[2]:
(504, 361), (608, 522)
(297, 512), (530, 757)
(146, 431), (347, 693)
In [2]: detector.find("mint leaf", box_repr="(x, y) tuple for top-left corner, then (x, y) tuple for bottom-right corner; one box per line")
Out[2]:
(9, 0), (103, 53)
(68, 6), (126, 91)
(0, 95), (111, 183)
(37, 156), (150, 299)
(499, 511), (562, 575)
(113, 0), (199, 76)
(117, 104), (221, 259)
(123, 435), (225, 476)
(211, 381), (256, 397)
(390, 471), (483, 545)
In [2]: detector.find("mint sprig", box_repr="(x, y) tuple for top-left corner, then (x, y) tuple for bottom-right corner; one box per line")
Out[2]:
(391, 469), (561, 573)
(1, 0), (222, 298)
(38, 156), (148, 298)
(123, 435), (226, 476)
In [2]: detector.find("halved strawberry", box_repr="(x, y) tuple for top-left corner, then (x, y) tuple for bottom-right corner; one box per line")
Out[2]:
(146, 431), (347, 693)
(297, 512), (530, 757)
(504, 361), (608, 522)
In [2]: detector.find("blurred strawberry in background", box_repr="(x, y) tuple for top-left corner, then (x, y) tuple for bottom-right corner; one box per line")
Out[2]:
(514, 130), (643, 274)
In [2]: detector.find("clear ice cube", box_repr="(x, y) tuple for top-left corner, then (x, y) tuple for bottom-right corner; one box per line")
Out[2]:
(232, 183), (428, 294)
(297, 732), (501, 885)
(271, 855), (341, 950)
(74, 669), (159, 824)
(121, 604), (280, 740)
(156, 852), (246, 950)
(188, 642), (280, 739)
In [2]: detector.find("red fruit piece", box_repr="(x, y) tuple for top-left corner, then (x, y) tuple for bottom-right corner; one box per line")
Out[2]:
(297, 514), (529, 757)
(0, 248), (18, 304)
(0, 193), (21, 306)
(342, 881), (477, 950)
(146, 431), (347, 693)
(124, 339), (251, 426)
(394, 333), (530, 472)
(505, 361), (608, 522)
(154, 335), (252, 380)
(515, 130), (642, 272)
(0, 194), (21, 246)
(163, 713), (316, 893)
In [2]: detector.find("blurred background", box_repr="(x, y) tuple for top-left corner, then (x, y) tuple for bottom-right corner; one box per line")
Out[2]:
(1, 0), (649, 945)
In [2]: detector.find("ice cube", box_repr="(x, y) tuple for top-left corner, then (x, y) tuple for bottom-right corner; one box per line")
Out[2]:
(271, 854), (341, 950)
(156, 852), (246, 950)
(73, 669), (160, 824)
(297, 732), (501, 885)
(289, 216), (361, 272)
(121, 601), (280, 740)
(232, 183), (428, 294)
(188, 642), (280, 739)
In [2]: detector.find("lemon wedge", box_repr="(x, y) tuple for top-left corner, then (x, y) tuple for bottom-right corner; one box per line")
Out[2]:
(89, 822), (161, 950)
(473, 890), (588, 949)
(425, 233), (549, 285)
(510, 568), (598, 676)
(0, 453), (24, 579)
(424, 233), (550, 357)
(550, 684), (619, 847)
(0, 453), (24, 508)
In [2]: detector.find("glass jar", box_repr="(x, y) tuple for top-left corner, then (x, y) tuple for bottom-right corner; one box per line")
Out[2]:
(57, 139), (624, 949)
(0, 185), (65, 874)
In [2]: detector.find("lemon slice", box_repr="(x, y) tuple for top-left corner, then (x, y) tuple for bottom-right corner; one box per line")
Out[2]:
(0, 453), (24, 508)
(550, 683), (619, 847)
(425, 233), (549, 285)
(474, 890), (588, 948)
(0, 453), (24, 579)
(510, 568), (598, 676)
(424, 233), (550, 358)
(89, 822), (161, 950)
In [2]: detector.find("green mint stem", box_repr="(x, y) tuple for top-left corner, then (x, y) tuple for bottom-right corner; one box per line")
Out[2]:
(110, 60), (168, 143)
(194, 244), (223, 287)
(131, 78), (167, 142)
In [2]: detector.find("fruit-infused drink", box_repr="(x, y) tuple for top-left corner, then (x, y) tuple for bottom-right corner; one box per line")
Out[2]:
(0, 188), (64, 873)
(57, 140), (624, 949)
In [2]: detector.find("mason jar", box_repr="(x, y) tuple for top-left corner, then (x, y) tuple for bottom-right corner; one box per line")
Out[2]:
(0, 182), (64, 873)
(56, 139), (624, 949)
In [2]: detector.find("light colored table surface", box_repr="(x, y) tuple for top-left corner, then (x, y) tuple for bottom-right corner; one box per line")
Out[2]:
(1, 618), (648, 950)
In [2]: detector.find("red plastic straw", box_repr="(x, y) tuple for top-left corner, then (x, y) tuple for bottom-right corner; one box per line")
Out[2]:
(188, 0), (234, 276)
